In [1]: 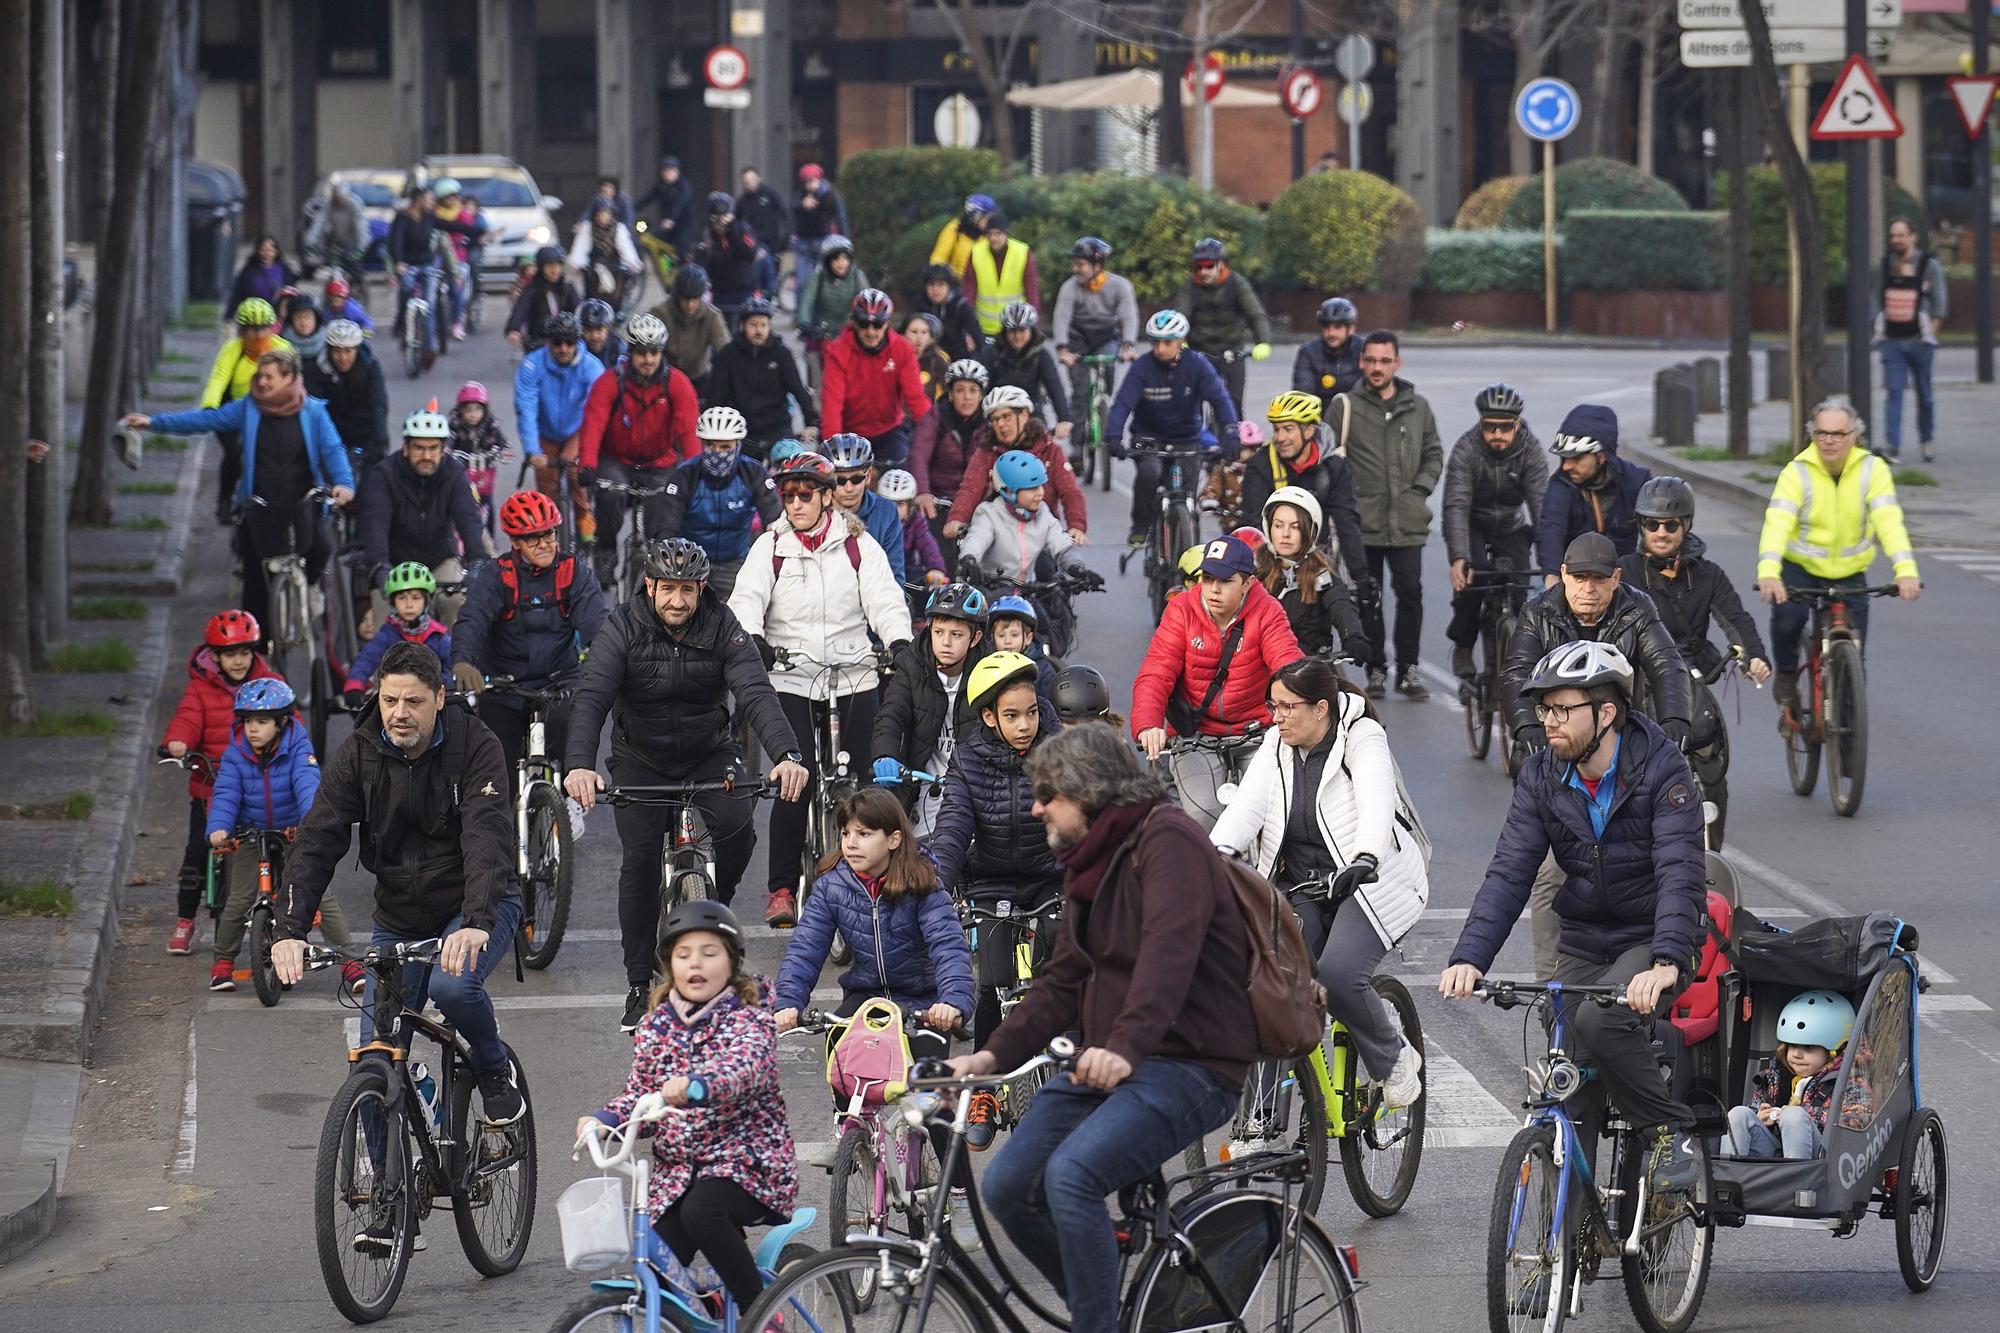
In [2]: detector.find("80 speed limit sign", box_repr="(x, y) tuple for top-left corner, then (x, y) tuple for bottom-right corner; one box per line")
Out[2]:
(704, 45), (750, 91)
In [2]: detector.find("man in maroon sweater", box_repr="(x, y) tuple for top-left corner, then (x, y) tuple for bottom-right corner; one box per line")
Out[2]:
(949, 723), (1252, 1333)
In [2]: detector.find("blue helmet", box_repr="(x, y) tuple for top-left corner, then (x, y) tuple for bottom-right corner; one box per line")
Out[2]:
(993, 449), (1048, 498)
(989, 594), (1037, 628)
(1775, 990), (1856, 1051)
(965, 194), (997, 215)
(233, 678), (296, 715)
(766, 438), (809, 465)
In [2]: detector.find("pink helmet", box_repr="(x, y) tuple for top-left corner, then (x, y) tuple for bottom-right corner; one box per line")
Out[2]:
(456, 381), (488, 406)
(798, 163), (825, 182)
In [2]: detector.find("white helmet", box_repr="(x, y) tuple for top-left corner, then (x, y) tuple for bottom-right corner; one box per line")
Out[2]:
(625, 312), (668, 350)
(877, 469), (918, 502)
(982, 384), (1033, 417)
(1262, 485), (1323, 543)
(696, 405), (748, 440)
(325, 319), (365, 349)
(1145, 309), (1191, 340)
(1549, 431), (1606, 458)
(1524, 640), (1635, 703)
(402, 407), (451, 440)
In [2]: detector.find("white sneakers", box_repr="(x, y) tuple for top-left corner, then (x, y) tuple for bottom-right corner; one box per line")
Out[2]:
(1380, 1043), (1424, 1111)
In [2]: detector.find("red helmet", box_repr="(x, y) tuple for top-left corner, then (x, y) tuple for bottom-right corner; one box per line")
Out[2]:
(205, 609), (261, 648)
(499, 490), (562, 537)
(798, 163), (825, 182)
(1230, 525), (1267, 552)
(772, 452), (836, 489)
(324, 275), (350, 302)
(849, 288), (894, 326)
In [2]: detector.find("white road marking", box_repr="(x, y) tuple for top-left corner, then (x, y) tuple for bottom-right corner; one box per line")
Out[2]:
(1413, 661), (1466, 715)
(1419, 1037), (1524, 1148)
(174, 1020), (198, 1176)
(1918, 994), (1990, 1012)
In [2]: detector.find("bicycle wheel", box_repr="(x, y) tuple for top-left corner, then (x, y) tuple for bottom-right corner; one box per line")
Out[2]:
(1486, 1123), (1568, 1333)
(1180, 1057), (1328, 1218)
(1094, 392), (1113, 493)
(1783, 668), (1820, 796)
(447, 1044), (538, 1276)
(251, 903), (282, 1007)
(827, 1125), (886, 1309)
(1339, 976), (1426, 1218)
(1823, 639), (1868, 816)
(1124, 1191), (1361, 1333)
(519, 783), (573, 970)
(1465, 677), (1494, 759)
(309, 656), (334, 759)
(403, 304), (423, 379)
(546, 1291), (645, 1333)
(314, 1063), (415, 1323)
(1615, 1128), (1711, 1333)
(1895, 1106), (1949, 1292)
(264, 580), (296, 685)
(737, 1246), (987, 1333)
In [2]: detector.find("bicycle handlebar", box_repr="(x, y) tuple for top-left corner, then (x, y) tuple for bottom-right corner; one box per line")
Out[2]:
(600, 776), (773, 804)
(1164, 722), (1266, 755)
(1473, 979), (1628, 1011)
(156, 746), (216, 776)
(1125, 437), (1209, 457)
(769, 646), (895, 673)
(478, 676), (572, 708)
(302, 938), (443, 971)
(783, 1006), (970, 1042)
(594, 479), (671, 498)
(1786, 583), (1907, 603)
(1464, 567), (1554, 585)
(907, 1036), (1076, 1092)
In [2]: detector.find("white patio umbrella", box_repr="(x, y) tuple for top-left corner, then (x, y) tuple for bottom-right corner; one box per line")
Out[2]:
(1006, 67), (1281, 111)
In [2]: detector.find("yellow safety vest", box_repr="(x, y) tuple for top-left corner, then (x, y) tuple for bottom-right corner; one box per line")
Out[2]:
(1756, 447), (1918, 581)
(971, 239), (1029, 335)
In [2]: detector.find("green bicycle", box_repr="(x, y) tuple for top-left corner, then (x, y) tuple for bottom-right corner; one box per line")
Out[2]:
(1072, 353), (1118, 492)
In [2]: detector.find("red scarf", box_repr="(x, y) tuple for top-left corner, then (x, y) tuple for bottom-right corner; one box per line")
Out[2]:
(859, 870), (887, 901)
(1055, 798), (1164, 903)
(795, 511), (832, 551)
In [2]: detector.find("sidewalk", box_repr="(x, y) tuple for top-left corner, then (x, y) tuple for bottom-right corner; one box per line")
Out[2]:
(0, 323), (216, 1263)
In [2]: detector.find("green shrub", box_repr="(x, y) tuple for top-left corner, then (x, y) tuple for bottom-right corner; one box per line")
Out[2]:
(1421, 228), (1547, 293)
(73, 596), (148, 620)
(876, 214), (957, 308)
(1562, 210), (1723, 291)
(1262, 170), (1426, 293)
(840, 147), (1005, 260)
(1499, 157), (1688, 231)
(1455, 175), (1530, 230)
(1718, 164), (1926, 288)
(0, 880), (73, 918)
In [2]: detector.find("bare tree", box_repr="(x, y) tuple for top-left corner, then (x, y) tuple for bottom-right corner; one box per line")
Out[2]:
(0, 0), (35, 724)
(1477, 0), (1593, 174)
(1742, 0), (1825, 412)
(1633, 2), (1669, 175)
(1187, 0), (1271, 187)
(26, 0), (67, 660)
(933, 0), (1041, 164)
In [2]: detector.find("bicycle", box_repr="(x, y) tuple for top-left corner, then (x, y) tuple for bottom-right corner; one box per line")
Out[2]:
(396, 263), (442, 378)
(1477, 979), (1712, 1333)
(477, 676), (576, 970)
(601, 771), (771, 955)
(211, 827), (295, 1006)
(738, 1037), (1364, 1333)
(1458, 562), (1550, 777)
(1161, 722), (1266, 828)
(1117, 437), (1207, 624)
(1686, 647), (1751, 851)
(1777, 584), (1901, 817)
(595, 475), (674, 604)
(249, 486), (339, 756)
(634, 225), (677, 303)
(971, 569), (1099, 660)
(956, 890), (1062, 1131)
(1072, 352), (1118, 492)
(304, 938), (537, 1324)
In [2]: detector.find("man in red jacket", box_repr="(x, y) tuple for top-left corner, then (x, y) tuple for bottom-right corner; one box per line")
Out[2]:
(820, 288), (930, 467)
(1129, 533), (1302, 827)
(578, 312), (700, 588)
(943, 385), (1089, 541)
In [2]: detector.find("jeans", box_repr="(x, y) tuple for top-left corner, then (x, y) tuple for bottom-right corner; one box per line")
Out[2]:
(360, 896), (522, 1074)
(1768, 561), (1871, 675)
(213, 838), (352, 959)
(768, 689), (879, 894)
(1877, 337), (1934, 452)
(1292, 891), (1403, 1079)
(610, 747), (759, 986)
(1725, 1104), (1822, 1159)
(396, 265), (442, 355)
(1360, 544), (1425, 674)
(1550, 942), (1692, 1135)
(985, 1061), (1240, 1333)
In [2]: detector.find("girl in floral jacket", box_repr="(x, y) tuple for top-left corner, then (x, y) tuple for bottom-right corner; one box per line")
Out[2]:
(580, 902), (797, 1313)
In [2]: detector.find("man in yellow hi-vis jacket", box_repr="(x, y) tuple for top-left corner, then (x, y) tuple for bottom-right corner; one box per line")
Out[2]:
(1755, 396), (1921, 720)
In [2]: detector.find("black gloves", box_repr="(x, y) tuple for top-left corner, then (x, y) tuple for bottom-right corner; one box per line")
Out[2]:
(578, 467), (598, 490)
(753, 635), (777, 670)
(342, 687), (367, 710)
(1661, 717), (1693, 751)
(1331, 852), (1380, 900)
(1071, 567), (1106, 593)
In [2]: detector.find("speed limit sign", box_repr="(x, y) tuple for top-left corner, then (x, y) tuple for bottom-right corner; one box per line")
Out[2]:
(704, 45), (750, 91)
(1279, 67), (1323, 120)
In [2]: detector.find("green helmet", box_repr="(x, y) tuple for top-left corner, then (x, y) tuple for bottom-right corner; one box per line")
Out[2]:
(235, 297), (276, 328)
(384, 561), (437, 598)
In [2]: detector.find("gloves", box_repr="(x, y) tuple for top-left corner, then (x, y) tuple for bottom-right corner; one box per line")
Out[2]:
(1251, 342), (1272, 362)
(924, 569), (948, 586)
(871, 757), (906, 785)
(1662, 717), (1693, 751)
(1353, 580), (1381, 614)
(1516, 727), (1549, 754)
(342, 687), (367, 710)
(1109, 440), (1128, 461)
(956, 556), (982, 584)
(1331, 853), (1379, 899)
(1235, 420), (1265, 447)
(753, 635), (777, 670)
(1072, 567), (1106, 593)
(451, 662), (485, 694)
(578, 467), (598, 490)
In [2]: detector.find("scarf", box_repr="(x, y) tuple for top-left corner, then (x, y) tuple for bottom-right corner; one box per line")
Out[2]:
(253, 374), (306, 417)
(668, 988), (731, 1025)
(1055, 797), (1165, 903)
(289, 325), (327, 361)
(795, 510), (833, 552)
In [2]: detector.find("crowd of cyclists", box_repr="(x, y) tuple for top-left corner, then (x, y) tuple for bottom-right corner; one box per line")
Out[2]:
(144, 161), (1932, 1331)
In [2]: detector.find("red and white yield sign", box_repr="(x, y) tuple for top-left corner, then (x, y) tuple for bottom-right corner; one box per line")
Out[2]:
(704, 45), (750, 91)
(1183, 53), (1225, 103)
(1279, 67), (1323, 120)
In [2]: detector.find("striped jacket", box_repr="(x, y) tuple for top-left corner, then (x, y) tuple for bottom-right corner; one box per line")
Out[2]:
(1756, 446), (1918, 582)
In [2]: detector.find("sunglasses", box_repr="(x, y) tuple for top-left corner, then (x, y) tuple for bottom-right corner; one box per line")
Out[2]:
(548, 338), (578, 350)
(1031, 783), (1062, 804)
(834, 473), (870, 487)
(1193, 260), (1220, 271)
(779, 485), (822, 502)
(1638, 517), (1685, 534)
(1480, 419), (1520, 433)
(853, 318), (889, 329)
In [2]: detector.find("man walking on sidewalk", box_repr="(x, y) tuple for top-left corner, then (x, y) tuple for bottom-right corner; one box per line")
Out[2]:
(1874, 215), (1947, 463)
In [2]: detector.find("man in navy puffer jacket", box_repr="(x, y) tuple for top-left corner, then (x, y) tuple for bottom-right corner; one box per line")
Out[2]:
(1537, 403), (1652, 577)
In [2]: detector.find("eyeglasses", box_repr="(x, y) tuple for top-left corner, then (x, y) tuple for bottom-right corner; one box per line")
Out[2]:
(853, 318), (888, 330)
(1359, 355), (1396, 367)
(548, 339), (578, 350)
(1266, 699), (1313, 716)
(1480, 419), (1520, 434)
(1031, 783), (1062, 804)
(1534, 700), (1596, 724)
(1810, 429), (1853, 442)
(1638, 517), (1684, 534)
(1193, 260), (1219, 271)
(834, 473), (870, 487)
(515, 531), (558, 548)
(779, 485), (822, 502)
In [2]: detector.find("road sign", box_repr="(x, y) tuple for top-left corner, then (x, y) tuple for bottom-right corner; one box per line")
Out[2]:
(1676, 0), (1900, 29)
(933, 93), (982, 149)
(1335, 34), (1377, 83)
(1279, 66), (1323, 120)
(703, 87), (751, 110)
(1947, 75), (1998, 140)
(1515, 77), (1580, 142)
(703, 44), (749, 91)
(1336, 82), (1373, 125)
(1182, 53), (1224, 104)
(1811, 53), (1903, 140)
(1677, 26), (1890, 68)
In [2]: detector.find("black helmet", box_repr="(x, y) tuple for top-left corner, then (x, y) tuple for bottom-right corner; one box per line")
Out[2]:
(1071, 236), (1111, 263)
(1317, 296), (1358, 325)
(672, 263), (709, 300)
(924, 581), (989, 626)
(740, 295), (777, 319)
(706, 191), (734, 215)
(1474, 383), (1526, 419)
(821, 236), (856, 261)
(1634, 476), (1696, 523)
(1192, 237), (1227, 263)
(656, 899), (745, 963)
(642, 537), (712, 583)
(545, 311), (581, 343)
(922, 261), (957, 285)
(578, 298), (615, 330)
(1051, 664), (1111, 721)
(534, 244), (564, 266)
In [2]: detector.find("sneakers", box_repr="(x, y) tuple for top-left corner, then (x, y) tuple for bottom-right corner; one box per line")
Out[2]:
(798, 1139), (839, 1170)
(341, 960), (367, 996)
(209, 958), (237, 991)
(1365, 668), (1388, 699)
(1648, 1125), (1701, 1195)
(620, 985), (649, 1034)
(965, 1092), (1000, 1151)
(452, 320), (467, 342)
(476, 1063), (525, 1125)
(765, 888), (798, 929)
(168, 917), (197, 955)
(1380, 1043), (1424, 1110)
(1126, 528), (1148, 548)
(1396, 666), (1430, 701)
(1451, 642), (1476, 680)
(1921, 442), (1936, 464)
(353, 1219), (424, 1255)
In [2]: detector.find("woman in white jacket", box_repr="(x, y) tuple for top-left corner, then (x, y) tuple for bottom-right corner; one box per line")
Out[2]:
(727, 452), (913, 924)
(1210, 656), (1427, 1107)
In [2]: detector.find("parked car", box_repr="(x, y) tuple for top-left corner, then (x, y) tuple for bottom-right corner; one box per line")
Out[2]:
(296, 168), (403, 277)
(407, 154), (561, 290)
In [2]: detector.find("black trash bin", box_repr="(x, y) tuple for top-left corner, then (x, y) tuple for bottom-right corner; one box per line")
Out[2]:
(185, 161), (245, 304)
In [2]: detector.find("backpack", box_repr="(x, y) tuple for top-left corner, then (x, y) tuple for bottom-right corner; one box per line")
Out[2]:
(824, 997), (914, 1113)
(1342, 746), (1433, 871)
(496, 551), (575, 622)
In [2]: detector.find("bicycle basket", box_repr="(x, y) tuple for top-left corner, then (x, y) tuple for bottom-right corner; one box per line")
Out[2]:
(558, 1174), (631, 1271)
(1730, 911), (1917, 993)
(825, 997), (913, 1111)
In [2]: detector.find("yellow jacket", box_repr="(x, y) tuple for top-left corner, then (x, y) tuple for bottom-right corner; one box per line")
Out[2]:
(1757, 446), (1918, 581)
(928, 218), (978, 277)
(201, 334), (294, 409)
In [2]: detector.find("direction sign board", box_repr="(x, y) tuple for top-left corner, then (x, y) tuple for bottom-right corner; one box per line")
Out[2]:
(1811, 53), (1903, 140)
(704, 45), (749, 90)
(1182, 53), (1224, 103)
(1515, 77), (1579, 142)
(1677, 0), (1900, 29)
(1336, 83), (1374, 125)
(1678, 26), (1890, 68)
(1947, 76), (1998, 140)
(1335, 34), (1376, 83)
(1279, 67), (1323, 119)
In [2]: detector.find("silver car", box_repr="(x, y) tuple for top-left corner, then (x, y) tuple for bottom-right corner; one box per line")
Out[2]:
(408, 154), (562, 290)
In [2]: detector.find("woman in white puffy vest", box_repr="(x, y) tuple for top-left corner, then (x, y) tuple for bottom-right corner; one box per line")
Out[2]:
(1210, 655), (1428, 1108)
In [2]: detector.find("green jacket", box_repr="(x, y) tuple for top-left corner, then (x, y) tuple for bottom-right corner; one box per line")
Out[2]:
(1336, 378), (1443, 547)
(1171, 270), (1271, 356)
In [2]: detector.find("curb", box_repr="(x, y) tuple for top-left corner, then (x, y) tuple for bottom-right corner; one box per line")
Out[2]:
(0, 1161), (56, 1267)
(1618, 438), (1773, 516)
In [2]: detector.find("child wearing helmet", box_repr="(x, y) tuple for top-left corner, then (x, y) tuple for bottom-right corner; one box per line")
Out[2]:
(581, 899), (799, 1318)
(877, 469), (946, 590)
(1725, 990), (1870, 1160)
(985, 594), (1059, 712)
(901, 311), (951, 402)
(957, 450), (1104, 613)
(916, 263), (983, 360)
(345, 563), (453, 703)
(871, 581), (990, 834)
(204, 678), (357, 993)
(448, 382), (512, 530)
(797, 237), (867, 359)
(908, 360), (989, 548)
(943, 384), (1089, 543)
(1257, 486), (1367, 662)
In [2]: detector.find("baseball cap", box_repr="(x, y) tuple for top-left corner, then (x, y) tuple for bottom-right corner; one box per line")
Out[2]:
(1198, 535), (1256, 580)
(1561, 532), (1619, 577)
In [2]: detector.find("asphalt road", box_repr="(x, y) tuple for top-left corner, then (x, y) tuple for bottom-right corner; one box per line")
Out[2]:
(4, 319), (1993, 1331)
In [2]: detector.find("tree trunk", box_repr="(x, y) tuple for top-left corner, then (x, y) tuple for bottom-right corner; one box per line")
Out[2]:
(27, 0), (67, 662)
(1726, 68), (1755, 458)
(0, 0), (37, 726)
(1588, 18), (1620, 159)
(1742, 0), (1825, 411)
(1636, 7), (1661, 176)
(1507, 0), (1547, 176)
(936, 0), (1017, 163)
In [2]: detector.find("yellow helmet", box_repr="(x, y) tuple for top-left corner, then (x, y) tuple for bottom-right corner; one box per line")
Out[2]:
(1178, 544), (1206, 583)
(967, 650), (1039, 714)
(1266, 390), (1323, 426)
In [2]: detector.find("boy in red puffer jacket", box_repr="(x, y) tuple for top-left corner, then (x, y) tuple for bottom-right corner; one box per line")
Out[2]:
(159, 609), (283, 954)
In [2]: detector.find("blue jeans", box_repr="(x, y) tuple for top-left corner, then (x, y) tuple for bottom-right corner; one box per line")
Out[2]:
(360, 897), (521, 1074)
(984, 1060), (1239, 1333)
(1769, 561), (1870, 674)
(1877, 337), (1934, 452)
(1726, 1104), (1823, 1159)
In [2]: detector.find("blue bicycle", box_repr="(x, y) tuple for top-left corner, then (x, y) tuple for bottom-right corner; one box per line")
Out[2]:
(1477, 980), (1713, 1333)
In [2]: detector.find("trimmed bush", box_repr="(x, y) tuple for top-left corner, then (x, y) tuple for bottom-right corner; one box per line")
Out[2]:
(1719, 164), (1926, 288)
(1499, 157), (1688, 231)
(841, 147), (1005, 260)
(877, 214), (957, 309)
(1562, 210), (1724, 291)
(1454, 175), (1530, 230)
(1421, 228), (1547, 293)
(1262, 170), (1426, 293)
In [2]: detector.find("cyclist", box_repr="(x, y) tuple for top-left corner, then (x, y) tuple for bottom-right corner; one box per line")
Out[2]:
(930, 193), (996, 277)
(306, 187), (368, 284)
(577, 297), (627, 373)
(1257, 487), (1367, 662)
(1442, 382), (1548, 683)
(870, 581), (991, 833)
(450, 490), (610, 790)
(566, 195), (642, 310)
(1210, 655), (1426, 1108)
(1050, 662), (1114, 726)
(1051, 236), (1139, 388)
(274, 641), (526, 1141)
(948, 724), (1252, 1333)
(227, 234), (295, 317)
(303, 319), (389, 488)
(505, 245), (581, 353)
(283, 295), (328, 363)
(1538, 403), (1653, 580)
(633, 154), (698, 265)
(385, 187), (473, 367)
(823, 432), (906, 583)
(344, 562), (451, 704)
(657, 405), (783, 600)
(1172, 237), (1271, 417)
(1236, 390), (1369, 584)
(726, 452), (913, 928)
(790, 163), (848, 283)
(563, 538), (809, 1032)
(1291, 296), (1362, 413)
(591, 174), (637, 230)
(735, 167), (790, 264)
(321, 272), (374, 333)
(653, 263), (730, 394)
(983, 302), (1071, 443)
(916, 262), (983, 360)
(1758, 396), (1922, 724)
(578, 311), (701, 588)
(1440, 639), (1707, 1198)
(909, 359), (988, 546)
(878, 468), (947, 588)
(957, 451), (1104, 635)
(962, 215), (1040, 340)
(430, 178), (489, 341)
(1617, 476), (1770, 849)
(821, 289), (931, 468)
(201, 298), (293, 522)
(687, 193), (767, 326)
(447, 380), (510, 531)
(797, 236), (867, 376)
(1130, 533), (1303, 828)
(360, 406), (490, 627)
(988, 595), (1058, 709)
(901, 312), (951, 401)
(704, 295), (817, 457)
(1106, 309), (1243, 548)
(513, 310), (608, 524)
(947, 386), (1090, 544)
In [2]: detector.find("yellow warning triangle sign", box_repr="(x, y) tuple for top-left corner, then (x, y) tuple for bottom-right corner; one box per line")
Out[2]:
(1810, 54), (1903, 142)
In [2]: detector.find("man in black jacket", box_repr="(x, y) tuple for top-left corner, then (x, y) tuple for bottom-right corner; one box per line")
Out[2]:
(561, 538), (808, 1032)
(1237, 390), (1369, 585)
(734, 167), (790, 263)
(704, 298), (816, 453)
(274, 642), (525, 1128)
(688, 195), (767, 320)
(361, 407), (492, 627)
(1442, 384), (1547, 680)
(1290, 296), (1362, 414)
(304, 320), (390, 490)
(505, 246), (581, 352)
(633, 155), (698, 261)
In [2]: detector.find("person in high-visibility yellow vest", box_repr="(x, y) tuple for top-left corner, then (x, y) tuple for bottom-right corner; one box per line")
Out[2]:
(962, 216), (1041, 339)
(1755, 395), (1921, 722)
(929, 193), (994, 278)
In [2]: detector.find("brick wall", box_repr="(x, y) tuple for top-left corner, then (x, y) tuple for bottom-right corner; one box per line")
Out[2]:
(837, 83), (911, 157)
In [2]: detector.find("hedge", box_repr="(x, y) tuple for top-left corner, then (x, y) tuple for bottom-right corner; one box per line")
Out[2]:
(1454, 175), (1530, 230)
(841, 147), (1005, 261)
(1561, 210), (1724, 291)
(875, 214), (957, 310)
(1262, 170), (1426, 293)
(1499, 157), (1687, 231)
(1420, 228), (1547, 293)
(1717, 164), (1926, 288)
